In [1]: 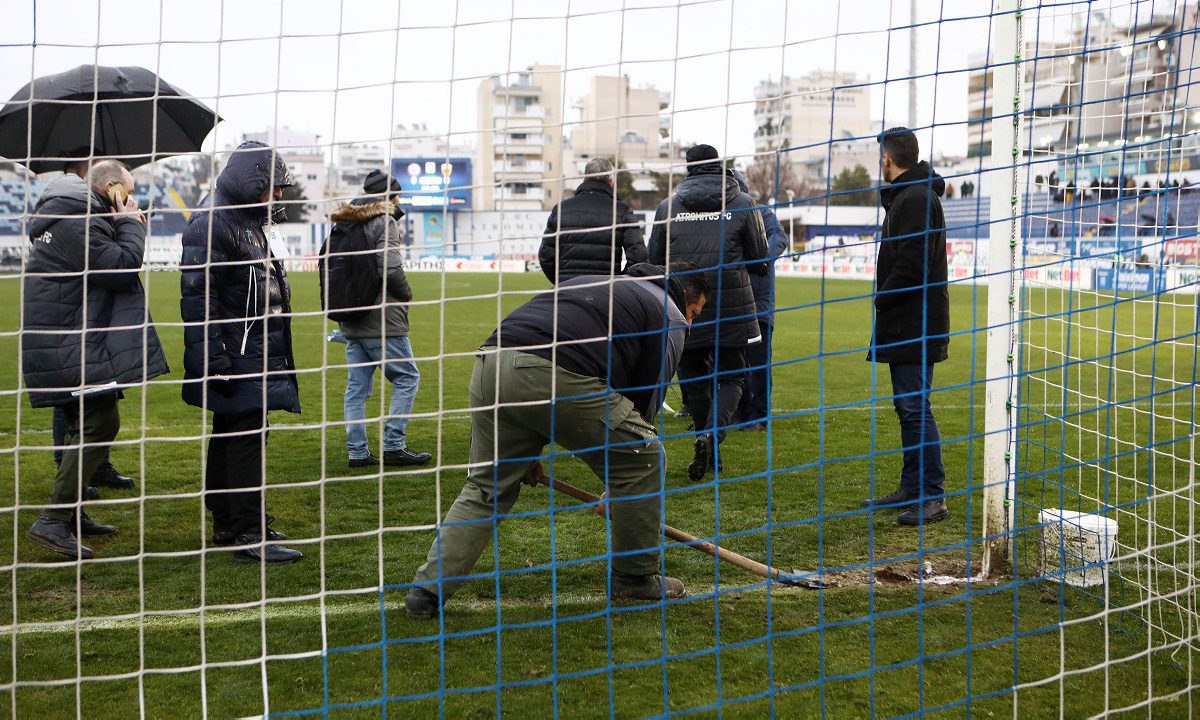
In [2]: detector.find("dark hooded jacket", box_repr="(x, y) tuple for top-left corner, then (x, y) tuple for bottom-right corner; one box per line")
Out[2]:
(870, 161), (950, 365)
(483, 266), (689, 423)
(647, 164), (768, 348)
(328, 197), (413, 339)
(180, 141), (301, 415)
(538, 178), (647, 283)
(21, 173), (169, 407)
(731, 171), (791, 325)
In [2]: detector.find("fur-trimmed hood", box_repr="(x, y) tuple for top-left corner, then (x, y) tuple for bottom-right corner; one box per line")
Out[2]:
(330, 199), (402, 224)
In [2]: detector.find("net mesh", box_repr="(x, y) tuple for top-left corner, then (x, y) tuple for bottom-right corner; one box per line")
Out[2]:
(0, 0), (1197, 717)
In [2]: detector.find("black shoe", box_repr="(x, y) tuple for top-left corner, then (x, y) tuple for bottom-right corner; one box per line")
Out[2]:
(611, 573), (687, 601)
(28, 516), (94, 559)
(384, 448), (432, 467)
(83, 486), (101, 501)
(860, 488), (919, 510)
(231, 531), (302, 564)
(673, 409), (691, 419)
(405, 587), (441, 619)
(348, 452), (379, 468)
(897, 500), (949, 526)
(687, 436), (711, 483)
(213, 517), (288, 546)
(91, 462), (135, 490)
(75, 512), (116, 537)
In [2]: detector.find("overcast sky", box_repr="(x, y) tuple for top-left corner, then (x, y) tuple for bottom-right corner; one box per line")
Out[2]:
(0, 0), (1104, 165)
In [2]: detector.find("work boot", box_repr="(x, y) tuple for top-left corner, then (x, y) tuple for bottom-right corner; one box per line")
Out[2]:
(860, 488), (918, 510)
(74, 512), (116, 537)
(28, 516), (94, 559)
(384, 448), (432, 466)
(405, 587), (442, 619)
(687, 436), (711, 483)
(231, 531), (303, 564)
(91, 462), (135, 490)
(611, 573), (687, 601)
(348, 452), (379, 468)
(897, 500), (950, 526)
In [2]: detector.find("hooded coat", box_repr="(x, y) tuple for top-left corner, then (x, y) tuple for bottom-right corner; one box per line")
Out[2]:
(180, 141), (301, 415)
(730, 170), (791, 325)
(327, 198), (414, 339)
(21, 174), (169, 407)
(647, 164), (768, 348)
(870, 161), (950, 365)
(538, 178), (647, 283)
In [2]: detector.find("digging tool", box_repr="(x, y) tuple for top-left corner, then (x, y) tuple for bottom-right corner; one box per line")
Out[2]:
(526, 466), (826, 589)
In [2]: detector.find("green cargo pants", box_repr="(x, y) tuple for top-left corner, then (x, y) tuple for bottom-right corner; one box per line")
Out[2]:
(46, 394), (120, 521)
(413, 350), (664, 599)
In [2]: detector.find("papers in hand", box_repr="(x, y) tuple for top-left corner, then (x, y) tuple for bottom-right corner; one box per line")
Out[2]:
(71, 381), (119, 397)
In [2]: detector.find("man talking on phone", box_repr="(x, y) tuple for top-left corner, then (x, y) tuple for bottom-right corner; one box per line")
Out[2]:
(23, 159), (169, 559)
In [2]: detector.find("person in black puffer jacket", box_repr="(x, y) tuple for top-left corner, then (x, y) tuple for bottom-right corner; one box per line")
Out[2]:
(539, 157), (647, 283)
(648, 144), (769, 482)
(861, 127), (950, 527)
(23, 160), (169, 560)
(180, 140), (303, 564)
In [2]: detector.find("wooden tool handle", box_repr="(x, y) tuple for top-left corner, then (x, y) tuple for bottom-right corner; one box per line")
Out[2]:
(536, 475), (789, 583)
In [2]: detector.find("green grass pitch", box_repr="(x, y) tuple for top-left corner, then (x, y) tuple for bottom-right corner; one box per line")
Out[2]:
(0, 271), (1193, 718)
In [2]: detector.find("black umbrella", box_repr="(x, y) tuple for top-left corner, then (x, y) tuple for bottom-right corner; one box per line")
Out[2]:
(0, 64), (221, 173)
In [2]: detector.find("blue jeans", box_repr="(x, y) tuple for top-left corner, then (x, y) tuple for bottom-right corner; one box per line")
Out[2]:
(889, 363), (945, 499)
(344, 336), (420, 459)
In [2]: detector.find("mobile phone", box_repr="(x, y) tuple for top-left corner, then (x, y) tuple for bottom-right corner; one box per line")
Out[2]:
(107, 184), (127, 206)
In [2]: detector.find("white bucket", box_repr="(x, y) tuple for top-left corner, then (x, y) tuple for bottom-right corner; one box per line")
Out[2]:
(1038, 509), (1119, 588)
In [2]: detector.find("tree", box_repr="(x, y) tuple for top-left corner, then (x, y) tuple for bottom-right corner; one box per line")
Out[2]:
(828, 164), (875, 206)
(280, 182), (310, 222)
(646, 170), (685, 209)
(607, 157), (638, 206)
(743, 154), (808, 205)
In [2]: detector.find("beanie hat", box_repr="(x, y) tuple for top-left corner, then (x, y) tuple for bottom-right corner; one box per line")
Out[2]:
(364, 169), (402, 194)
(685, 144), (720, 165)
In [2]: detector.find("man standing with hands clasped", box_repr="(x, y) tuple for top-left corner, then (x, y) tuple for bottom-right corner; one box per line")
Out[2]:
(861, 127), (950, 526)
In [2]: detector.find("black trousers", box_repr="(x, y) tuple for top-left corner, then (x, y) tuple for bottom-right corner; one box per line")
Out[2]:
(677, 345), (747, 444)
(206, 412), (270, 537)
(735, 320), (773, 425)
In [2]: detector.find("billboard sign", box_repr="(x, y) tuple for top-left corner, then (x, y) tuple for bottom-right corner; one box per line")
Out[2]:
(1092, 266), (1167, 294)
(391, 157), (472, 210)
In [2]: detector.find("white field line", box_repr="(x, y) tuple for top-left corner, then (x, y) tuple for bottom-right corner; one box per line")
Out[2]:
(0, 588), (706, 637)
(0, 400), (1181, 440)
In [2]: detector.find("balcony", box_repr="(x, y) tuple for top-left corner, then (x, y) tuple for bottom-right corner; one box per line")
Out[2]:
(495, 187), (545, 202)
(492, 105), (546, 118)
(493, 82), (541, 96)
(492, 134), (545, 155)
(494, 160), (544, 173)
